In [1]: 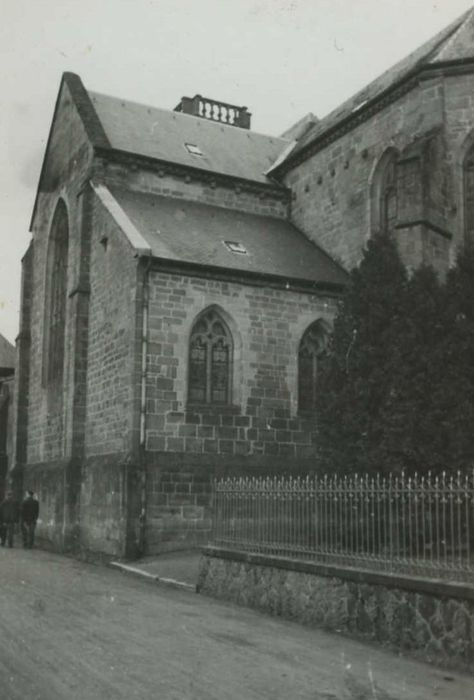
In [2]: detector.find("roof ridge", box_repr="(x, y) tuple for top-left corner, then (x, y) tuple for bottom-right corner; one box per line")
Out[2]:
(426, 7), (474, 64)
(273, 7), (474, 173)
(88, 89), (289, 143)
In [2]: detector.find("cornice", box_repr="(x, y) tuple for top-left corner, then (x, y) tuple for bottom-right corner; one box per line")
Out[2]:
(144, 256), (346, 297)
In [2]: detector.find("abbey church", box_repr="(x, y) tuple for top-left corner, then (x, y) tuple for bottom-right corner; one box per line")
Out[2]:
(10, 9), (474, 558)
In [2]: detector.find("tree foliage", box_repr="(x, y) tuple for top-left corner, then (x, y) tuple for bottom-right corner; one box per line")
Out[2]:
(317, 238), (474, 475)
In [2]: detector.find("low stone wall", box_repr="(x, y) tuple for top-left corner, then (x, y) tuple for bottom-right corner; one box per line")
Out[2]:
(198, 547), (474, 672)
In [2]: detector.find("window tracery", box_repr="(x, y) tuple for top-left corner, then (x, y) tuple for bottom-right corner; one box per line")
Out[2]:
(188, 308), (233, 404)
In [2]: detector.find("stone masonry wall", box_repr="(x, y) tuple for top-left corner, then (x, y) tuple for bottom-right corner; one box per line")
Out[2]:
(444, 72), (474, 246)
(22, 79), (94, 550)
(83, 189), (138, 457)
(144, 269), (338, 552)
(21, 85), (141, 554)
(285, 76), (459, 274)
(76, 191), (141, 557)
(26, 79), (94, 465)
(198, 552), (474, 672)
(97, 158), (289, 221)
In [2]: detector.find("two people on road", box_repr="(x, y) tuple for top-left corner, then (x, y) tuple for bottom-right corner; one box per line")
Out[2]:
(0, 490), (39, 549)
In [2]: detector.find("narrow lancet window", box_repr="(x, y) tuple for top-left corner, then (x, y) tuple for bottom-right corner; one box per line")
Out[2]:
(298, 321), (328, 412)
(43, 200), (69, 386)
(380, 153), (398, 236)
(188, 308), (233, 404)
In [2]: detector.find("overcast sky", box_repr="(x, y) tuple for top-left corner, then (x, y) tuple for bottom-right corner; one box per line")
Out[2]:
(1, 0), (473, 343)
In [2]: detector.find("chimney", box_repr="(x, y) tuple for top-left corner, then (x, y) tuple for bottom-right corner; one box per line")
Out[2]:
(174, 94), (251, 129)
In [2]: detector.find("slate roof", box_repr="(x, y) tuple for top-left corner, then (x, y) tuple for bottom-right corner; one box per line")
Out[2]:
(0, 334), (15, 372)
(278, 7), (474, 168)
(89, 91), (290, 185)
(110, 187), (347, 288)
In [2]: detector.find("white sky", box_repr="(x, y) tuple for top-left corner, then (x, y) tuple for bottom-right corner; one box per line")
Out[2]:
(1, 0), (473, 343)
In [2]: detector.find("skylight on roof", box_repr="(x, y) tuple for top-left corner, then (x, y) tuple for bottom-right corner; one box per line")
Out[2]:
(351, 99), (368, 114)
(185, 143), (203, 156)
(224, 241), (247, 255)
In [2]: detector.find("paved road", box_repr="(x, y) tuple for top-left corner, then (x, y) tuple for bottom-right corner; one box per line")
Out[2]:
(0, 547), (472, 700)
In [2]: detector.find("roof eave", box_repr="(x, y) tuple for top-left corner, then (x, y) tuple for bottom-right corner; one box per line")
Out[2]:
(136, 253), (347, 295)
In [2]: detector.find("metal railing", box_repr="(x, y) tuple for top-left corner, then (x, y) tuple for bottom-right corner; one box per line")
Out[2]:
(211, 472), (474, 583)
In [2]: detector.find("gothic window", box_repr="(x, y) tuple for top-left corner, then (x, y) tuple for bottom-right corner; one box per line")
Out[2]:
(379, 153), (398, 235)
(298, 321), (328, 412)
(464, 144), (474, 242)
(43, 200), (69, 386)
(188, 308), (233, 404)
(371, 150), (399, 237)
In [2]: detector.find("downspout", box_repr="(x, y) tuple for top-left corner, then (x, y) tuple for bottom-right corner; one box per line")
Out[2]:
(138, 254), (152, 555)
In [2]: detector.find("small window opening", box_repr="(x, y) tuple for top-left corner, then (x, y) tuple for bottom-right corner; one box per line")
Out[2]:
(224, 241), (247, 255)
(184, 143), (203, 156)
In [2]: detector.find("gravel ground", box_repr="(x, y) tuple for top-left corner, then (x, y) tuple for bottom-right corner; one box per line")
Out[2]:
(0, 546), (472, 700)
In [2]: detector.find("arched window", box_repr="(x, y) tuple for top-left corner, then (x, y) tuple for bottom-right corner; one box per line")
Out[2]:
(43, 200), (69, 386)
(188, 308), (233, 404)
(464, 143), (474, 242)
(379, 152), (398, 235)
(298, 321), (328, 412)
(371, 150), (399, 237)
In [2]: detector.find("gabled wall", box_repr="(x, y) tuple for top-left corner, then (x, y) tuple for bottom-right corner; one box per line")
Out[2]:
(19, 78), (95, 552)
(26, 78), (94, 465)
(17, 79), (142, 557)
(284, 74), (464, 275)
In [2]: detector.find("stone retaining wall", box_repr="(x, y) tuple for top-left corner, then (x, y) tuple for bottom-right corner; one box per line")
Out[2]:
(198, 548), (474, 672)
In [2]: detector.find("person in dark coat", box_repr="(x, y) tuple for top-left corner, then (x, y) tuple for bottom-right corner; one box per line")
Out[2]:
(21, 490), (39, 549)
(0, 491), (20, 548)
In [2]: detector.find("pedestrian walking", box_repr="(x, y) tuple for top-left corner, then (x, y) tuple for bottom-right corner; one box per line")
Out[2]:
(0, 491), (20, 548)
(21, 490), (39, 548)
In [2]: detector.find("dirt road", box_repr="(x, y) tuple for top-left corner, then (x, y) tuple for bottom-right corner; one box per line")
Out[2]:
(0, 547), (472, 700)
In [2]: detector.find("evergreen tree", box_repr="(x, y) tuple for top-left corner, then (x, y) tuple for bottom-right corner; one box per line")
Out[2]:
(316, 234), (407, 473)
(380, 265), (446, 472)
(318, 240), (474, 475)
(437, 244), (474, 471)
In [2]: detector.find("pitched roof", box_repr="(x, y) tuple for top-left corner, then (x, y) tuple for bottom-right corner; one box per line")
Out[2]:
(30, 73), (290, 232)
(89, 90), (290, 185)
(0, 334), (15, 371)
(108, 186), (347, 288)
(277, 8), (474, 168)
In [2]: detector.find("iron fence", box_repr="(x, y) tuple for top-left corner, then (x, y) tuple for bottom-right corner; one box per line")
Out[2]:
(211, 471), (474, 583)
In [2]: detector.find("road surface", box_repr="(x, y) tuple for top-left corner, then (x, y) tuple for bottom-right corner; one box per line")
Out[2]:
(0, 547), (472, 699)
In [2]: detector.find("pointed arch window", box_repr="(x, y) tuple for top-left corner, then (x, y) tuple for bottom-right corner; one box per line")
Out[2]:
(380, 153), (398, 235)
(188, 308), (233, 404)
(371, 150), (399, 237)
(298, 321), (328, 412)
(43, 200), (69, 386)
(464, 144), (474, 242)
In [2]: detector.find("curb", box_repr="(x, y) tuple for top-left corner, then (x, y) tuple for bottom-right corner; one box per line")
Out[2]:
(109, 561), (196, 592)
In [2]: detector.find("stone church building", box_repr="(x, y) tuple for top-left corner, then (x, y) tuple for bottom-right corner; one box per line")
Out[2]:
(0, 333), (15, 501)
(11, 8), (474, 558)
